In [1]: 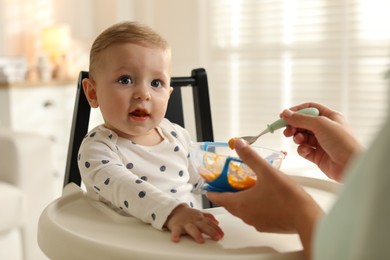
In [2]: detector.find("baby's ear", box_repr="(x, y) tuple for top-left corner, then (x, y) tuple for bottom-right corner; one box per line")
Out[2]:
(169, 86), (174, 95)
(82, 78), (99, 108)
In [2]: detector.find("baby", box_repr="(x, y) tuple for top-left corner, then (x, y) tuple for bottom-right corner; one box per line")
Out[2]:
(78, 21), (223, 243)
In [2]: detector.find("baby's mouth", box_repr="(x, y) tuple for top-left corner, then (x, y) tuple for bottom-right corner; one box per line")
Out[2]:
(129, 109), (150, 118)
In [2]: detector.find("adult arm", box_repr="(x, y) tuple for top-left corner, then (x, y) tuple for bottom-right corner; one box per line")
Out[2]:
(207, 139), (323, 260)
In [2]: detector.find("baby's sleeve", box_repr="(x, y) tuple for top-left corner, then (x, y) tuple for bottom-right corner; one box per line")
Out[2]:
(78, 129), (183, 230)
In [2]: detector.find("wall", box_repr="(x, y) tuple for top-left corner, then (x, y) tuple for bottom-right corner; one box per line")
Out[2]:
(129, 0), (205, 137)
(113, 0), (205, 75)
(0, 0), (205, 137)
(0, 0), (204, 73)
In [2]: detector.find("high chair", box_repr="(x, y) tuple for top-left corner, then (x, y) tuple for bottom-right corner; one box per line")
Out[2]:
(63, 68), (214, 208)
(38, 68), (339, 260)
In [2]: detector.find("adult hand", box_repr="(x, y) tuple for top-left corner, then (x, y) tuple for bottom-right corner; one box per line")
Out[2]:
(207, 138), (322, 260)
(281, 102), (362, 181)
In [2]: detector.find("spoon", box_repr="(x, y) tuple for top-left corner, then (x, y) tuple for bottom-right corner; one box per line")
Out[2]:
(240, 107), (320, 145)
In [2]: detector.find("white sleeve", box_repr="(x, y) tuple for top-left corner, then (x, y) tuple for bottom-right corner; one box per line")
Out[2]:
(78, 128), (183, 230)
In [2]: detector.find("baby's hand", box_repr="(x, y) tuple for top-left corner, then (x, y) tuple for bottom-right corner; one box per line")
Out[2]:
(165, 204), (224, 243)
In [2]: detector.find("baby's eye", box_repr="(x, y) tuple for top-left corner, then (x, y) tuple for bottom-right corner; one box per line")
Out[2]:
(118, 75), (133, 85)
(150, 80), (161, 88)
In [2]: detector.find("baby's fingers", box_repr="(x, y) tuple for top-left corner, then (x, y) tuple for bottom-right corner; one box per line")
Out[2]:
(197, 218), (224, 241)
(170, 226), (183, 243)
(170, 224), (204, 244)
(202, 212), (219, 224)
(185, 223), (205, 243)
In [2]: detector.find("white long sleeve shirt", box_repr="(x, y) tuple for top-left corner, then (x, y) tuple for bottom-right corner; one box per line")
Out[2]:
(78, 119), (202, 230)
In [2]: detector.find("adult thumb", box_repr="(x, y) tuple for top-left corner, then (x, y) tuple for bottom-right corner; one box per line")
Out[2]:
(207, 191), (233, 207)
(281, 109), (318, 132)
(234, 138), (274, 179)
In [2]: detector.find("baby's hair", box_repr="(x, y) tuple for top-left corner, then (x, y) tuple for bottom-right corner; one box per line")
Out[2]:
(89, 21), (170, 79)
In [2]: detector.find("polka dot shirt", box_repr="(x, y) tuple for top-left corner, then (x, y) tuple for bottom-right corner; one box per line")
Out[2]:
(78, 119), (202, 230)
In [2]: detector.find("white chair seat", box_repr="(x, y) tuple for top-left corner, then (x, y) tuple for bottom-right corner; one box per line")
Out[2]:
(38, 175), (339, 260)
(0, 183), (24, 233)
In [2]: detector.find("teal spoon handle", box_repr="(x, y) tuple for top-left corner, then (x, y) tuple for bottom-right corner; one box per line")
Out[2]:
(267, 107), (320, 133)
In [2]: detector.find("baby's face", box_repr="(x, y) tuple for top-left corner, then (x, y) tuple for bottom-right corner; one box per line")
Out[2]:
(89, 43), (172, 141)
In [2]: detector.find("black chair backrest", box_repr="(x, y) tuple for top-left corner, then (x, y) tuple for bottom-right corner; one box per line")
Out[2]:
(64, 68), (214, 206)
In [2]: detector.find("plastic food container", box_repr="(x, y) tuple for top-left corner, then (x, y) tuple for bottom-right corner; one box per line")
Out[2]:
(190, 142), (286, 192)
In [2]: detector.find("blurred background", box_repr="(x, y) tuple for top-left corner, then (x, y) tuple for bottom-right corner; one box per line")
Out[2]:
(0, 0), (389, 185)
(0, 0), (389, 259)
(1, 0), (389, 145)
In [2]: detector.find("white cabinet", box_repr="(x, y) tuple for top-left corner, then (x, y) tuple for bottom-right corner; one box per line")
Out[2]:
(0, 83), (76, 191)
(0, 81), (105, 194)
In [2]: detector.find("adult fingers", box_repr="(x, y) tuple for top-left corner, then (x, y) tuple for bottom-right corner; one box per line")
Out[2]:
(206, 191), (248, 220)
(234, 138), (275, 180)
(206, 192), (235, 209)
(281, 109), (321, 133)
(293, 131), (321, 148)
(296, 144), (320, 163)
(288, 102), (330, 117)
(288, 102), (346, 124)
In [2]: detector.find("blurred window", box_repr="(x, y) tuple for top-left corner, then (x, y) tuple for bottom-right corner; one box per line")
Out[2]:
(207, 0), (390, 151)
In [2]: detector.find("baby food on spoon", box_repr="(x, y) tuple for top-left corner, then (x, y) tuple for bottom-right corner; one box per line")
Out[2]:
(228, 137), (238, 150)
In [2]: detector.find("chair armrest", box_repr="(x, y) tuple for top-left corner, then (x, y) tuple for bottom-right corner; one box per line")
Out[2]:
(0, 128), (56, 260)
(0, 128), (53, 187)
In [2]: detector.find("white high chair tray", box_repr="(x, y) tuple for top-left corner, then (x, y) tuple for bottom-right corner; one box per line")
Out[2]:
(38, 175), (339, 260)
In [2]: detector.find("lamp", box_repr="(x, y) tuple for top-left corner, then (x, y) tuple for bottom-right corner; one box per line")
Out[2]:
(41, 24), (71, 79)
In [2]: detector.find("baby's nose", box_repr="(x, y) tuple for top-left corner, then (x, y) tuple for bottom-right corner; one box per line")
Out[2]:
(133, 84), (151, 100)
